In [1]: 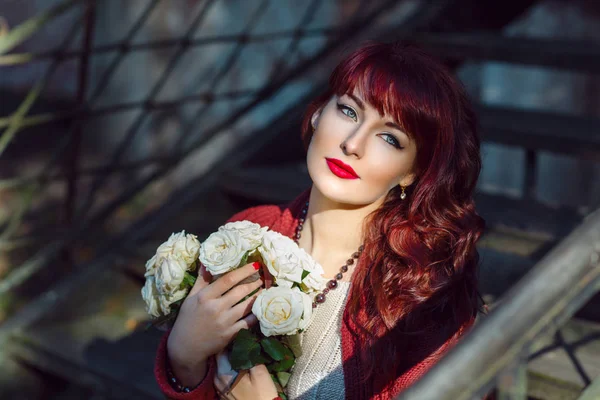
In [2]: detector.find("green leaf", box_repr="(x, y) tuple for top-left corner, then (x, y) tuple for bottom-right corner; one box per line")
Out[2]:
(0, 82), (42, 159)
(0, 0), (78, 55)
(276, 372), (292, 388)
(268, 355), (295, 373)
(239, 251), (250, 267)
(235, 328), (258, 344)
(301, 270), (310, 280)
(260, 338), (287, 361)
(249, 351), (271, 365)
(230, 338), (260, 370)
(299, 282), (310, 292)
(282, 334), (303, 358)
(183, 271), (196, 287)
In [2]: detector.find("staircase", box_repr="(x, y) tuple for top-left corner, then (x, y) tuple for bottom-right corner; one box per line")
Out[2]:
(2, 1), (600, 399)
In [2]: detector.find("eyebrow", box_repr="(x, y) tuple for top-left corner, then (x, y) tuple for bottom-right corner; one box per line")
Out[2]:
(347, 93), (365, 110)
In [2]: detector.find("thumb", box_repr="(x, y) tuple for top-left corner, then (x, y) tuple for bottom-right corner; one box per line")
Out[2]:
(189, 262), (212, 296)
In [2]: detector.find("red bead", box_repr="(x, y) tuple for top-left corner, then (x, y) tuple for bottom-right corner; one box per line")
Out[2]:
(335, 273), (343, 280)
(346, 259), (354, 265)
(352, 252), (360, 259)
(323, 288), (330, 294)
(312, 302), (317, 308)
(327, 280), (338, 289)
(315, 293), (326, 303)
(341, 265), (348, 272)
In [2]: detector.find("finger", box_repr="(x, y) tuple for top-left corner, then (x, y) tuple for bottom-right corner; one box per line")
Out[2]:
(222, 277), (263, 308)
(249, 364), (270, 381)
(207, 262), (261, 297)
(188, 262), (213, 297)
(227, 289), (261, 324)
(231, 312), (258, 333)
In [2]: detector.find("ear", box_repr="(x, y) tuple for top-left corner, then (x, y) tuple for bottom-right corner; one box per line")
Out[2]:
(311, 109), (322, 130)
(399, 172), (416, 187)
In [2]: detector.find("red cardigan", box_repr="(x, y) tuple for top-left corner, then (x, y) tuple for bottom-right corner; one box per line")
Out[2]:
(155, 188), (475, 399)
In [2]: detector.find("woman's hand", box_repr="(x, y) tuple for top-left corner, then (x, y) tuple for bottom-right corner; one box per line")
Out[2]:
(167, 262), (263, 386)
(215, 364), (279, 400)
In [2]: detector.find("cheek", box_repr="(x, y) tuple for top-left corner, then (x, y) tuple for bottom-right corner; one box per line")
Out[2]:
(364, 148), (414, 188)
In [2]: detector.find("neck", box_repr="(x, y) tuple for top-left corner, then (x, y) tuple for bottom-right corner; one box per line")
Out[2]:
(299, 185), (382, 262)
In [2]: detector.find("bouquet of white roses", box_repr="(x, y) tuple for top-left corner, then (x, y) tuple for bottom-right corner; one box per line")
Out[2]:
(142, 221), (327, 396)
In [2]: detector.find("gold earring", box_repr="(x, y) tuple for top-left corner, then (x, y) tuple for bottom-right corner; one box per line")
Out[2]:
(400, 185), (406, 200)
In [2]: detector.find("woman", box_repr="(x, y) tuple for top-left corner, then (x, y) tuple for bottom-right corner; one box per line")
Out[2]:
(154, 41), (486, 399)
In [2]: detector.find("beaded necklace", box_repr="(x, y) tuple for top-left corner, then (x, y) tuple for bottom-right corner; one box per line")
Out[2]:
(294, 200), (364, 309)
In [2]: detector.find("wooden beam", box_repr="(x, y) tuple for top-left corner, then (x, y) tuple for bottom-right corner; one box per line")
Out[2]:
(478, 105), (600, 158)
(412, 33), (600, 74)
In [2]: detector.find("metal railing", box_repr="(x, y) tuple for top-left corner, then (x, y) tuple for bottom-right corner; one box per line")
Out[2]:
(0, 0), (414, 296)
(399, 207), (600, 399)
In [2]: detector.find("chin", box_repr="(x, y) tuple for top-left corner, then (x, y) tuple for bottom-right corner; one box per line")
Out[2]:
(308, 165), (382, 207)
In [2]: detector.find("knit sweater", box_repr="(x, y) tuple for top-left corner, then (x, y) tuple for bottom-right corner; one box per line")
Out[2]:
(154, 187), (475, 399)
(286, 281), (351, 399)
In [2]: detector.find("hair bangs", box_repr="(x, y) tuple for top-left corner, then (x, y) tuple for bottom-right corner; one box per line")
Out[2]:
(330, 53), (418, 140)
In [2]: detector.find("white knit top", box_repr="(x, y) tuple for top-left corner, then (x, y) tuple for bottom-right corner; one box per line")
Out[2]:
(286, 281), (351, 400)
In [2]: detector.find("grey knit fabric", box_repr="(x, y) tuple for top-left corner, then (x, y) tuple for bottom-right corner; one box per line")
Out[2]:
(286, 281), (351, 400)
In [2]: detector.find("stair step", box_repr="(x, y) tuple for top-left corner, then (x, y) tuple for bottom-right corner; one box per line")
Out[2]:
(5, 266), (163, 399)
(525, 318), (600, 398)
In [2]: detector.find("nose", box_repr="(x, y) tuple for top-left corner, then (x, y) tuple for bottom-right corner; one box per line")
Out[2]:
(340, 126), (367, 158)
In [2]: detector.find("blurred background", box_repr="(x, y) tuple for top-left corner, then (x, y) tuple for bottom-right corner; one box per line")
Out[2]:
(1, 0), (600, 399)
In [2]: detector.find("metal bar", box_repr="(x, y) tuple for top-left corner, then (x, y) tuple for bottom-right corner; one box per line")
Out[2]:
(0, 27), (339, 66)
(0, 0), (426, 298)
(555, 330), (591, 386)
(0, 155), (178, 190)
(0, 8), (84, 242)
(74, 0), (219, 221)
(174, 0), (271, 151)
(0, 89), (256, 130)
(265, 0), (323, 82)
(398, 207), (600, 400)
(64, 0), (96, 226)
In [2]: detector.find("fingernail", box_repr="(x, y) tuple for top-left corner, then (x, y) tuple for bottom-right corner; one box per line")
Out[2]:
(253, 262), (260, 270)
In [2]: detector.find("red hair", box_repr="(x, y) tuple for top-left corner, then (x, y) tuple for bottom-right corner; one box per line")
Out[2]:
(301, 42), (485, 390)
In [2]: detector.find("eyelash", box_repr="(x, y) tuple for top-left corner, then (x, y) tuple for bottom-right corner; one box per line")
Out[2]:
(336, 103), (404, 150)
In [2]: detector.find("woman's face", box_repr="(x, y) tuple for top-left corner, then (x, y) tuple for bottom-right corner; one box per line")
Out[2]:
(306, 89), (417, 207)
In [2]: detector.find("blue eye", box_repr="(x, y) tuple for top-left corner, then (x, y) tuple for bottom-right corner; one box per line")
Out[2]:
(381, 134), (403, 149)
(336, 103), (357, 121)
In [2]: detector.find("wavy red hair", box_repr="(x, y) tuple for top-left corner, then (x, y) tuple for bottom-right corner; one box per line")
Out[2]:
(301, 42), (485, 390)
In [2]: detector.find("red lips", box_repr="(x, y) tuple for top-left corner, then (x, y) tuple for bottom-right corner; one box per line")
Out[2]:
(325, 158), (359, 179)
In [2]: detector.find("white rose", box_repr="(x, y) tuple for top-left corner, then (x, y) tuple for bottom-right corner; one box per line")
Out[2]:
(156, 231), (201, 266)
(158, 287), (188, 315)
(219, 221), (268, 252)
(252, 286), (313, 336)
(199, 229), (245, 275)
(257, 231), (304, 286)
(296, 248), (327, 293)
(144, 254), (158, 277)
(155, 256), (188, 295)
(141, 276), (162, 318)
